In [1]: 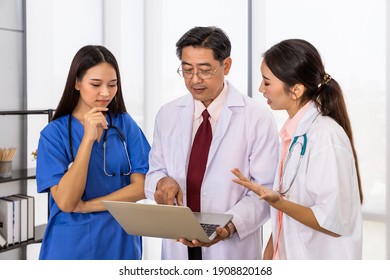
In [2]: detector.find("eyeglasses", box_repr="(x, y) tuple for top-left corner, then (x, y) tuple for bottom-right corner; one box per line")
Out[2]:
(177, 63), (222, 80)
(102, 125), (132, 177)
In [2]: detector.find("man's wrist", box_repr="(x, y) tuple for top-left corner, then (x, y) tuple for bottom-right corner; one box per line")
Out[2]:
(224, 222), (236, 240)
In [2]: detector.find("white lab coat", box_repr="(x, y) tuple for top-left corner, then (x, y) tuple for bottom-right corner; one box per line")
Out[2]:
(145, 81), (279, 260)
(272, 102), (363, 259)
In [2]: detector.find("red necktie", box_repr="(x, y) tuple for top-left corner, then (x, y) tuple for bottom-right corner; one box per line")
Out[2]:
(187, 109), (212, 260)
(187, 109), (212, 212)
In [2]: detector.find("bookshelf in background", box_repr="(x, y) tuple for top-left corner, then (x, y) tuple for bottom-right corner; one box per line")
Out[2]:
(0, 109), (53, 255)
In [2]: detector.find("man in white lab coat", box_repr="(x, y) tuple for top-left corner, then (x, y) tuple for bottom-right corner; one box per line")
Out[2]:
(145, 26), (279, 260)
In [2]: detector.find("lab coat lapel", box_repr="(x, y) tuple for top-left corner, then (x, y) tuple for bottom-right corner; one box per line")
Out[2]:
(207, 105), (232, 165)
(294, 102), (321, 136)
(206, 83), (245, 167)
(178, 96), (194, 173)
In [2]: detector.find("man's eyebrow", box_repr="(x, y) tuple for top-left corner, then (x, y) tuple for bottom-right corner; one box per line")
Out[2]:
(181, 62), (212, 67)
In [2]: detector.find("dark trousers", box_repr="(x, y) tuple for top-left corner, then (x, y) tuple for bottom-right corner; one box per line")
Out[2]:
(188, 247), (202, 260)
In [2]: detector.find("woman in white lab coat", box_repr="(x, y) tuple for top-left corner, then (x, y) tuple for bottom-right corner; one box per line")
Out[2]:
(232, 39), (363, 260)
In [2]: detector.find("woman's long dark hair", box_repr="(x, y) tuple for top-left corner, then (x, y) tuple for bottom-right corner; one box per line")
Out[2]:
(52, 45), (127, 121)
(263, 39), (363, 203)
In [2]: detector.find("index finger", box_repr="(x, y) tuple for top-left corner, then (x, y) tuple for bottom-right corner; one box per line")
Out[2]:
(231, 168), (249, 181)
(231, 169), (257, 192)
(175, 188), (184, 206)
(166, 191), (177, 206)
(232, 177), (258, 193)
(89, 107), (109, 114)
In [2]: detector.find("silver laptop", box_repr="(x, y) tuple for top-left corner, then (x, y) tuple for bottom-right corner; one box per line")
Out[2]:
(103, 201), (233, 243)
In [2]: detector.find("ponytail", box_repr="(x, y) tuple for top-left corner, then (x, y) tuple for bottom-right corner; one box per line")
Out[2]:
(316, 78), (363, 204)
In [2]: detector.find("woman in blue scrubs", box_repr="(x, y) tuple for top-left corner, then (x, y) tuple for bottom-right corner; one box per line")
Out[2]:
(36, 45), (150, 259)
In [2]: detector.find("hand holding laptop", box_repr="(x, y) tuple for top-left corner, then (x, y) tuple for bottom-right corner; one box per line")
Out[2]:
(178, 223), (234, 247)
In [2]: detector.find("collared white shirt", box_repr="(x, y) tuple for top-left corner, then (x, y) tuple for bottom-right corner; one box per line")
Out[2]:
(191, 81), (228, 143)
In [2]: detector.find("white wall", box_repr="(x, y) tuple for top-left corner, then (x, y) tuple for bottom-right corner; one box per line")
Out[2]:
(386, 0), (390, 259)
(24, 0), (388, 260)
(103, 0), (145, 128)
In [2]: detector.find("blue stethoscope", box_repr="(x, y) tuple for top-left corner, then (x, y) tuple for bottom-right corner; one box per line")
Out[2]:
(278, 113), (320, 196)
(68, 112), (132, 176)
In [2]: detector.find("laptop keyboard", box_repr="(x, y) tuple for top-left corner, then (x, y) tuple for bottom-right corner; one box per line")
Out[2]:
(200, 223), (220, 237)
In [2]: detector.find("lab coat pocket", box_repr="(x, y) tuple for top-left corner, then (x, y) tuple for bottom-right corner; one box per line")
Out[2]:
(50, 223), (91, 259)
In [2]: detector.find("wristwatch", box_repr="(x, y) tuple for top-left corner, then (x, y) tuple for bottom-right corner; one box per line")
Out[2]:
(224, 222), (235, 240)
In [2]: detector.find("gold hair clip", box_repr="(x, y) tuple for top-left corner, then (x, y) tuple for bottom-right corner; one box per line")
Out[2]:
(318, 73), (332, 88)
(323, 73), (332, 85)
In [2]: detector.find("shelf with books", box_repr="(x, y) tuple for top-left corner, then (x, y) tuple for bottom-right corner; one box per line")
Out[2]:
(0, 110), (53, 256)
(0, 224), (46, 253)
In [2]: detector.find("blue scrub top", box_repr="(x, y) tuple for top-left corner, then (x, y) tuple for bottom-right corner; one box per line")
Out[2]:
(36, 112), (150, 260)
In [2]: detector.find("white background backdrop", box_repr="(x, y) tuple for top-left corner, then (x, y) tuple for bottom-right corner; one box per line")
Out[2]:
(23, 0), (388, 260)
